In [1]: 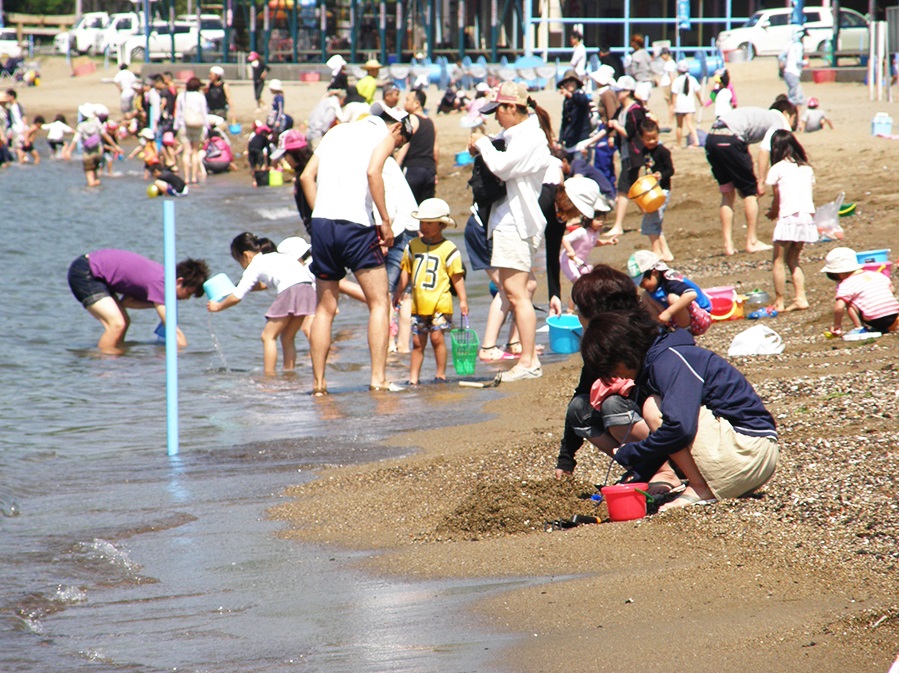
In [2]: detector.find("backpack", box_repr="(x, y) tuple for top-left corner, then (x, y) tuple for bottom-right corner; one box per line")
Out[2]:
(183, 94), (205, 128)
(467, 137), (506, 224)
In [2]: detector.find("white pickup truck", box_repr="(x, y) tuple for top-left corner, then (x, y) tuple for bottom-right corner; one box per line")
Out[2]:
(53, 11), (109, 55)
(116, 22), (212, 65)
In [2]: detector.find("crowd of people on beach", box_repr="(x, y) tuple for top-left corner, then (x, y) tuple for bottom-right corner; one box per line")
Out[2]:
(4, 35), (888, 515)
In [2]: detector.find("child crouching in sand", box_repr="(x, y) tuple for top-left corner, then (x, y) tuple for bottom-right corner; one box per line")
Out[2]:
(392, 198), (468, 385)
(627, 250), (712, 336)
(821, 247), (899, 339)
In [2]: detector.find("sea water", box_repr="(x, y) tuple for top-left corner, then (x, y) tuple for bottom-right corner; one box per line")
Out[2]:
(0, 161), (542, 672)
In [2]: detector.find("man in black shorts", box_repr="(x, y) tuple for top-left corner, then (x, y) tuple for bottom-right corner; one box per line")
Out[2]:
(704, 98), (797, 256)
(300, 103), (412, 394)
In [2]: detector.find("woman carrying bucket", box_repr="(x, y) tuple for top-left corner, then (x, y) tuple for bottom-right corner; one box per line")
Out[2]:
(580, 308), (780, 511)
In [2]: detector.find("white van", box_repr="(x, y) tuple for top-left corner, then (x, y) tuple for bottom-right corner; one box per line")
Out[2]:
(716, 6), (869, 59)
(53, 11), (110, 55)
(99, 13), (145, 55)
(116, 22), (209, 65)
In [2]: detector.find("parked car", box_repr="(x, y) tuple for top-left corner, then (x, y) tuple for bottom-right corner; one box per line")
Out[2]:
(53, 11), (110, 55)
(116, 22), (213, 66)
(716, 6), (869, 59)
(0, 28), (24, 60)
(176, 14), (226, 43)
(99, 12), (144, 55)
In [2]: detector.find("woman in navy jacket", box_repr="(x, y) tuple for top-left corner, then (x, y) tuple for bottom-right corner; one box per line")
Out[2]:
(581, 309), (779, 510)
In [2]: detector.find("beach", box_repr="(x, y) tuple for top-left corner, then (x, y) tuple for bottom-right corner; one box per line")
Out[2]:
(15, 55), (899, 671)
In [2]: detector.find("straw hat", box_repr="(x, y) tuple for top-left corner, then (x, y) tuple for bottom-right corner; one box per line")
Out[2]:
(627, 250), (668, 283)
(268, 78), (283, 91)
(412, 198), (456, 226)
(820, 247), (861, 274)
(363, 58), (382, 71)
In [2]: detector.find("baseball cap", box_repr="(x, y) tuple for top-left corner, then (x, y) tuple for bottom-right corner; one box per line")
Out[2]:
(807, 97), (819, 108)
(820, 247), (861, 274)
(626, 250), (667, 283)
(248, 51), (260, 61)
(270, 129), (308, 161)
(480, 81), (530, 114)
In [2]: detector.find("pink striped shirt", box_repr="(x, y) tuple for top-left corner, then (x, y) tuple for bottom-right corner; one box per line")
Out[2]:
(835, 270), (899, 320)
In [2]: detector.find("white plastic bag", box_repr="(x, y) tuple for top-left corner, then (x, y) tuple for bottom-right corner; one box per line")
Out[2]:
(815, 191), (845, 241)
(727, 325), (785, 357)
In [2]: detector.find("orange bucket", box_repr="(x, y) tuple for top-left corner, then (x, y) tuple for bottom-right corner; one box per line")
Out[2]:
(600, 482), (649, 521)
(627, 174), (666, 213)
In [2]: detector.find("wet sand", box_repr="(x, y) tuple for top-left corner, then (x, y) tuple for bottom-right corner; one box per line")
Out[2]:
(19, 55), (899, 672)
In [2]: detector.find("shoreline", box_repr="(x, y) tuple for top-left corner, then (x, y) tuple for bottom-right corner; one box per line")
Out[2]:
(14, 54), (899, 672)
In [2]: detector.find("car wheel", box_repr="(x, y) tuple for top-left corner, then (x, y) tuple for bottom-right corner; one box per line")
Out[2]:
(131, 47), (146, 62)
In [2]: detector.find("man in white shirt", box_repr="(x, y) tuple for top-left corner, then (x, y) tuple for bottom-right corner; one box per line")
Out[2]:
(569, 30), (587, 78)
(780, 27), (808, 109)
(300, 103), (412, 394)
(113, 64), (138, 114)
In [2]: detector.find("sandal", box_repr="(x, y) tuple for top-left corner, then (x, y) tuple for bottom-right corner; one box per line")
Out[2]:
(504, 341), (545, 356)
(479, 346), (517, 362)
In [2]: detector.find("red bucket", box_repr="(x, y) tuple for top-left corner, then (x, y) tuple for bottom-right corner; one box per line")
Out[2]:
(600, 483), (649, 522)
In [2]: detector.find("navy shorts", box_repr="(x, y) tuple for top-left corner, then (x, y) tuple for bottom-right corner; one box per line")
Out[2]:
(309, 217), (385, 281)
(68, 254), (112, 308)
(705, 133), (758, 198)
(464, 215), (493, 272)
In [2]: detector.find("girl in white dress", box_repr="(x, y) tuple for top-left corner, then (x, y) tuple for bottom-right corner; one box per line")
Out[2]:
(671, 60), (703, 149)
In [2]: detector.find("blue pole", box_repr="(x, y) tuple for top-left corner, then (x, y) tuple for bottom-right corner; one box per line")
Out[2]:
(163, 201), (179, 457)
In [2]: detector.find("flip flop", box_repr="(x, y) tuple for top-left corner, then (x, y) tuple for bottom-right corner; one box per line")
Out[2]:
(646, 480), (687, 498)
(369, 382), (405, 392)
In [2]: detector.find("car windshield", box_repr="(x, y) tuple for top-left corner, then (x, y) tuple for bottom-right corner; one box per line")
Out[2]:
(743, 12), (764, 28)
(0, 29), (18, 40)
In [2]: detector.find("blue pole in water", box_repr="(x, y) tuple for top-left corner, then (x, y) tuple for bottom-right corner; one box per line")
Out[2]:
(163, 201), (179, 457)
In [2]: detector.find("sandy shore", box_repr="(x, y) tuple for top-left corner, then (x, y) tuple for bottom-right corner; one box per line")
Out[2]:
(17, 55), (899, 672)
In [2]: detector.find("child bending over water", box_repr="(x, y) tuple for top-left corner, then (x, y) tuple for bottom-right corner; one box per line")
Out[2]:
(208, 232), (317, 374)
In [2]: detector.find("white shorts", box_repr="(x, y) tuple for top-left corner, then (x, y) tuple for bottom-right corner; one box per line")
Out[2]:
(490, 227), (541, 273)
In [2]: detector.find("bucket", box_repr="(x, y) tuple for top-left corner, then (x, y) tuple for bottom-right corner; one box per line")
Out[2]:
(812, 69), (837, 84)
(450, 316), (479, 376)
(229, 122), (242, 135)
(627, 174), (666, 213)
(706, 286), (739, 321)
(455, 150), (473, 166)
(203, 273), (237, 302)
(600, 483), (649, 522)
(863, 261), (893, 278)
(856, 248), (890, 264)
(872, 113), (893, 136)
(268, 170), (284, 187)
(744, 289), (770, 310)
(547, 314), (582, 354)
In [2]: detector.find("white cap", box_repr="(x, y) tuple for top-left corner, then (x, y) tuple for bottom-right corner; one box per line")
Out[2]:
(277, 236), (311, 259)
(590, 64), (616, 87)
(634, 81), (652, 102)
(411, 198), (456, 226)
(210, 65), (225, 77)
(326, 54), (346, 75)
(614, 75), (636, 92)
(269, 78), (283, 91)
(627, 250), (668, 283)
(820, 247), (861, 274)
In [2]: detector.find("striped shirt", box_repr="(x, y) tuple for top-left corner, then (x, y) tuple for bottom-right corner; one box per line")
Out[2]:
(835, 270), (899, 321)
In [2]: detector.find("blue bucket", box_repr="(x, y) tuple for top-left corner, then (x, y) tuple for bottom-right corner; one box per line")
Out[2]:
(203, 273), (237, 302)
(547, 314), (583, 354)
(455, 150), (473, 166)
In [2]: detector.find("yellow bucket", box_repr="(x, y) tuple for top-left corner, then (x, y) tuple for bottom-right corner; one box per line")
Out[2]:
(268, 170), (284, 187)
(627, 174), (666, 213)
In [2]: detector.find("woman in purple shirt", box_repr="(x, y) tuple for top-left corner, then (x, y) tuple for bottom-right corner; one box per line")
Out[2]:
(67, 249), (208, 353)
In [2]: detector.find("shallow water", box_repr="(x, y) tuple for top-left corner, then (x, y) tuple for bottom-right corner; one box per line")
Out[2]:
(0, 160), (551, 672)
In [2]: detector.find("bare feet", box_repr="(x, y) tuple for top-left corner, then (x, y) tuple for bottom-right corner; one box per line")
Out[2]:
(657, 487), (718, 512)
(782, 302), (809, 312)
(746, 241), (773, 253)
(603, 227), (624, 237)
(724, 246), (735, 256)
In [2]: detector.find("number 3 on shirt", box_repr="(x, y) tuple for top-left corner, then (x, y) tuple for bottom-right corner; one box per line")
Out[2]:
(412, 253), (439, 291)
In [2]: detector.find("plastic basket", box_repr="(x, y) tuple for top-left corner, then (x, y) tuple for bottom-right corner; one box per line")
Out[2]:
(450, 315), (479, 376)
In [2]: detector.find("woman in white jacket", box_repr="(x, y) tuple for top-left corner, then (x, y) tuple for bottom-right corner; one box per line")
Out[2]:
(468, 82), (553, 382)
(175, 77), (209, 184)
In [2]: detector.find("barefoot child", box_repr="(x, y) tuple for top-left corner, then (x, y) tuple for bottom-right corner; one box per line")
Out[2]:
(40, 114), (75, 158)
(18, 116), (41, 164)
(627, 250), (712, 336)
(765, 130), (816, 312)
(636, 118), (674, 261)
(392, 198), (468, 385)
(821, 247), (899, 339)
(207, 232), (316, 374)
